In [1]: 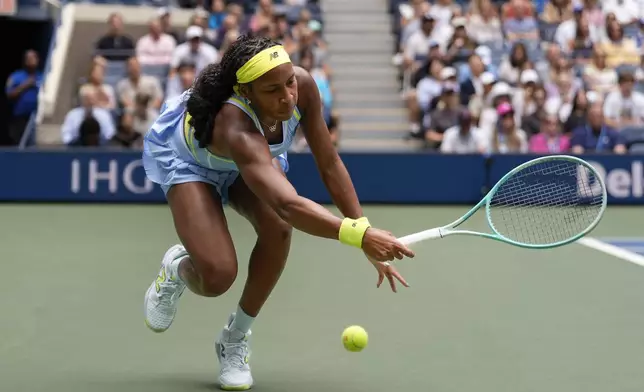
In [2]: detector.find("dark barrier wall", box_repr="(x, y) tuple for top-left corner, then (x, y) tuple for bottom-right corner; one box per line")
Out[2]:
(2, 150), (643, 204)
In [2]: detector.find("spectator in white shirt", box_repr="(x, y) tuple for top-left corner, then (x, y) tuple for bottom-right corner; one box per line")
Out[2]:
(136, 18), (177, 66)
(171, 26), (218, 76)
(61, 89), (116, 145)
(404, 13), (442, 68)
(440, 109), (485, 153)
(603, 70), (644, 128)
(602, 0), (639, 25)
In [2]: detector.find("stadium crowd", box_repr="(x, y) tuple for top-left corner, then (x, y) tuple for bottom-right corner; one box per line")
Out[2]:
(5, 0), (335, 148)
(394, 0), (644, 154)
(5, 0), (644, 155)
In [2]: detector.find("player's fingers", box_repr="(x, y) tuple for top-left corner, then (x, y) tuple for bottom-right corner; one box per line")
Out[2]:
(391, 269), (410, 288)
(386, 272), (397, 293)
(376, 272), (384, 288)
(396, 242), (415, 258)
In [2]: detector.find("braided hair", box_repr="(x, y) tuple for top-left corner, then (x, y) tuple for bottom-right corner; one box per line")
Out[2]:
(186, 34), (281, 148)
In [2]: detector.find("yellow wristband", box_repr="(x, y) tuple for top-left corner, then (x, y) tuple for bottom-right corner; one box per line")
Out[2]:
(339, 218), (371, 248)
(357, 217), (370, 225)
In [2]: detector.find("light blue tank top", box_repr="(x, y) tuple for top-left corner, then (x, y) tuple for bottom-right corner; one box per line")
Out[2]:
(148, 90), (302, 173)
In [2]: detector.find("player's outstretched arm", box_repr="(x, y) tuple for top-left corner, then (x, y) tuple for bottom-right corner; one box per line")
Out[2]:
(223, 117), (414, 263)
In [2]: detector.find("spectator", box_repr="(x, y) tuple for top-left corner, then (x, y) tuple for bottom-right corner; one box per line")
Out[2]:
(498, 42), (533, 85)
(535, 43), (563, 84)
(603, 70), (644, 128)
(486, 102), (529, 153)
(571, 103), (626, 153)
(479, 81), (515, 139)
(95, 13), (135, 61)
(545, 72), (578, 122)
(583, 46), (618, 95)
(189, 9), (218, 46)
(61, 89), (115, 145)
(466, 0), (503, 43)
(136, 18), (177, 66)
(554, 7), (600, 51)
(459, 53), (487, 105)
(249, 0), (275, 34)
(563, 89), (592, 133)
(540, 0), (573, 24)
(443, 17), (478, 65)
(170, 26), (218, 76)
(407, 58), (445, 136)
(126, 94), (158, 136)
(208, 0), (227, 31)
(213, 13), (241, 50)
(404, 13), (440, 69)
(431, 0), (460, 26)
(569, 13), (595, 61)
(521, 84), (549, 135)
(69, 115), (102, 147)
(601, 0), (639, 25)
(79, 63), (116, 111)
(468, 71), (496, 122)
(5, 49), (42, 145)
(512, 69), (541, 118)
(299, 52), (333, 124)
(423, 82), (465, 148)
(501, 0), (539, 42)
(440, 109), (485, 153)
(529, 113), (571, 153)
(116, 57), (164, 111)
(598, 20), (640, 68)
(158, 8), (181, 43)
(166, 60), (197, 100)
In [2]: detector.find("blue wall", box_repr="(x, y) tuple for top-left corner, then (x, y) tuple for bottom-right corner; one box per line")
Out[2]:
(2, 150), (644, 204)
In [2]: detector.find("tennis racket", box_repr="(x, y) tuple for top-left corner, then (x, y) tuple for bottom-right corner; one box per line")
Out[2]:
(396, 155), (607, 250)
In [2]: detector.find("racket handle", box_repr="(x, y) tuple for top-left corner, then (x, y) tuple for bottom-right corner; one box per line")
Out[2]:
(397, 227), (443, 246)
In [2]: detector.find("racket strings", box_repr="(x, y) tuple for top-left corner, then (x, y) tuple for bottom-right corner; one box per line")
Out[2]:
(487, 160), (604, 246)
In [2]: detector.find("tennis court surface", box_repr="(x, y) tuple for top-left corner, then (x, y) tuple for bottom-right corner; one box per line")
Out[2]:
(2, 204), (643, 392)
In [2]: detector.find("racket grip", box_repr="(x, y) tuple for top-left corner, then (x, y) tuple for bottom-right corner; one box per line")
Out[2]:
(397, 228), (443, 246)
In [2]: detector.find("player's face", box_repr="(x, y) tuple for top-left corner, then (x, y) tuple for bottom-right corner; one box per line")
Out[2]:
(248, 63), (298, 122)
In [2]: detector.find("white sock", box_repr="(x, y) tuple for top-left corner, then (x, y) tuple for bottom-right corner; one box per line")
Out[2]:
(167, 256), (185, 282)
(231, 306), (255, 334)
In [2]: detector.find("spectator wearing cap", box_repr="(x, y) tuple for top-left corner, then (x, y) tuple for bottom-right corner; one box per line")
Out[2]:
(501, 0), (539, 42)
(158, 8), (181, 43)
(166, 60), (197, 100)
(487, 102), (529, 153)
(404, 12), (441, 69)
(521, 84), (549, 135)
(170, 26), (218, 77)
(459, 53), (487, 105)
(479, 82), (516, 140)
(95, 13), (135, 61)
(188, 10), (218, 47)
(512, 69), (540, 118)
(498, 42), (533, 86)
(61, 89), (115, 146)
(466, 0), (503, 43)
(5, 49), (42, 145)
(422, 82), (465, 148)
(571, 103), (626, 153)
(529, 113), (571, 153)
(603, 70), (644, 128)
(443, 17), (478, 65)
(440, 109), (485, 153)
(467, 71), (496, 121)
(136, 18), (177, 66)
(599, 20), (640, 68)
(406, 58), (446, 137)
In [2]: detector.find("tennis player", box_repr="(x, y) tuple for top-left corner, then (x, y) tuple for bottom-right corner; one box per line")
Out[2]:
(141, 35), (414, 390)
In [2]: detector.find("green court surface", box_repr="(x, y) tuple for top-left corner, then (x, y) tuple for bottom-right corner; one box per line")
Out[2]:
(2, 204), (644, 392)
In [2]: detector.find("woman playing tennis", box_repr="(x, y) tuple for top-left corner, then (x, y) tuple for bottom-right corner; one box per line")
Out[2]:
(142, 35), (415, 390)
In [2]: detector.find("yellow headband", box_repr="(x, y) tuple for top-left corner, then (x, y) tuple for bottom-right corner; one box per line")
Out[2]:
(236, 45), (291, 86)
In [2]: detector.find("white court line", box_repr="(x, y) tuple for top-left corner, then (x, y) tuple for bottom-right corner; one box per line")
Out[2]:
(577, 237), (644, 267)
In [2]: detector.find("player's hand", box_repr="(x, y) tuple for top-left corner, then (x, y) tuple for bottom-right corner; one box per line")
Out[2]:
(365, 253), (410, 293)
(362, 227), (415, 262)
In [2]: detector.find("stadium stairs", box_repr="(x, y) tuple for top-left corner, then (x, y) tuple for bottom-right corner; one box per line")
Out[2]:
(322, 0), (421, 151)
(36, 3), (195, 145)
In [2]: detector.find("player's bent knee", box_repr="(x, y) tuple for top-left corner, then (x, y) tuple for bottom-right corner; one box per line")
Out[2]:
(198, 257), (238, 297)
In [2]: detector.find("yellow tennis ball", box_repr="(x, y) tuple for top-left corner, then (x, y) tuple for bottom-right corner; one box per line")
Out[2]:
(342, 325), (368, 352)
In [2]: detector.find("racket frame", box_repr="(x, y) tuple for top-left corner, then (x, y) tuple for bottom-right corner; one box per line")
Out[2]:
(397, 155), (607, 249)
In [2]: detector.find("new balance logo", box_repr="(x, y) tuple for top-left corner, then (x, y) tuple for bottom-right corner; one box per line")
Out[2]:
(269, 51), (279, 60)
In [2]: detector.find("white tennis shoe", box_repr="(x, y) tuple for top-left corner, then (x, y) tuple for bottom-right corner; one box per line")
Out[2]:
(215, 314), (254, 390)
(144, 244), (188, 332)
